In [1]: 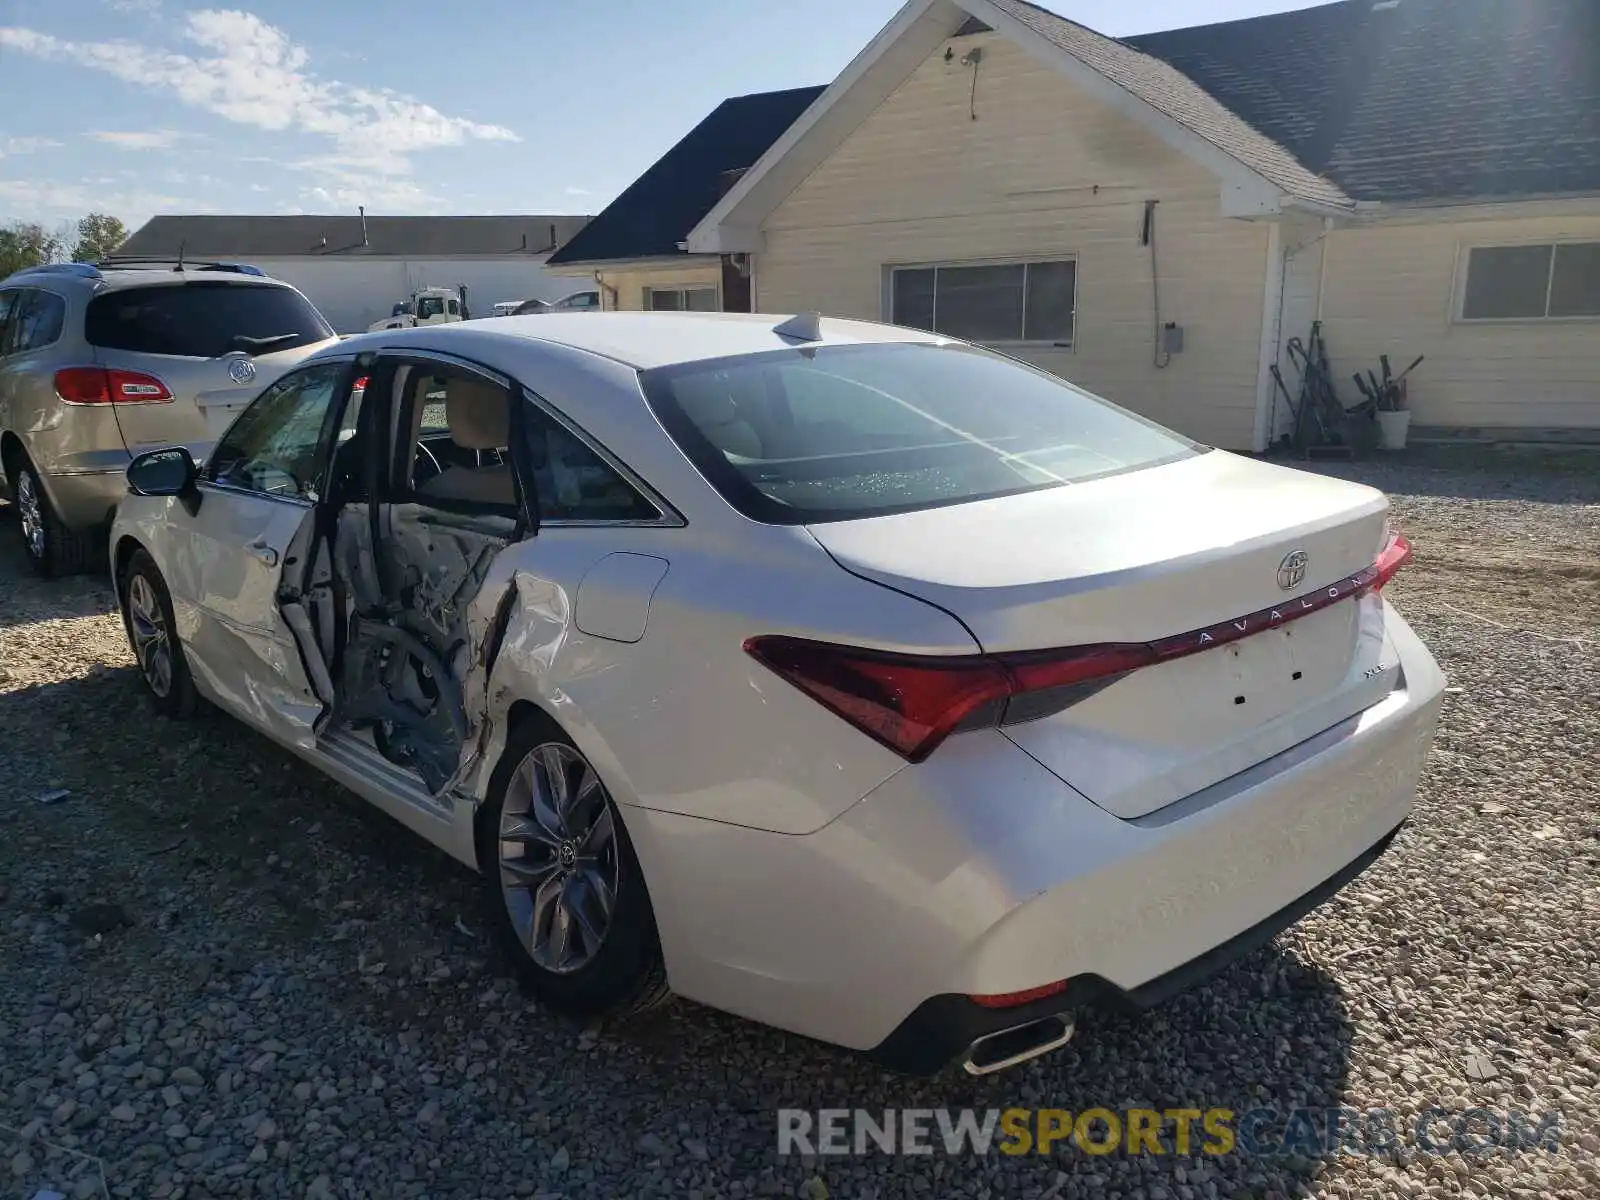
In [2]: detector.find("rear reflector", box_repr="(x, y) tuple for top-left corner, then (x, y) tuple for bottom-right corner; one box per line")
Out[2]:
(54, 367), (173, 405)
(746, 534), (1413, 762)
(969, 980), (1070, 1009)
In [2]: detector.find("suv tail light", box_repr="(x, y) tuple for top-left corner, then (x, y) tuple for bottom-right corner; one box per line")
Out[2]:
(746, 534), (1413, 762)
(54, 367), (173, 405)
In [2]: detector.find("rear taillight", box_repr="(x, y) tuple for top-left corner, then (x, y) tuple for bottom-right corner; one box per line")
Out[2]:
(1368, 532), (1413, 592)
(747, 533), (1415, 762)
(54, 367), (173, 405)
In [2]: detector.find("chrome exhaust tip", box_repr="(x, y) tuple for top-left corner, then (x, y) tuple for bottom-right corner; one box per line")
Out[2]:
(962, 1015), (1075, 1075)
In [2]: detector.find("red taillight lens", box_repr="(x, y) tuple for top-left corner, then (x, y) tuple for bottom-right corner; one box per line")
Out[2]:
(54, 367), (172, 405)
(743, 635), (1011, 763)
(747, 535), (1417, 762)
(1369, 533), (1413, 592)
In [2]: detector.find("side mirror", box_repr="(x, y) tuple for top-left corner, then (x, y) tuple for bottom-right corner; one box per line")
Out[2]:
(127, 447), (198, 497)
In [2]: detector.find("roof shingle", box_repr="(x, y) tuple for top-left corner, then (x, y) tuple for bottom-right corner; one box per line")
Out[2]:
(117, 215), (593, 260)
(1127, 0), (1600, 203)
(547, 86), (826, 265)
(984, 0), (1354, 208)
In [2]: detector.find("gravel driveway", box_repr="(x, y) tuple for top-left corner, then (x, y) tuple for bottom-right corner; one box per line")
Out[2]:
(2, 447), (1597, 1200)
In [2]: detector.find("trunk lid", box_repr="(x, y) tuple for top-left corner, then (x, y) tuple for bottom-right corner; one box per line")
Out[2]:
(86, 278), (338, 455)
(806, 451), (1402, 818)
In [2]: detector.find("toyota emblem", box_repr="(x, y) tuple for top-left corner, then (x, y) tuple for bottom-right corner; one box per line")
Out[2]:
(228, 358), (257, 385)
(1277, 550), (1308, 591)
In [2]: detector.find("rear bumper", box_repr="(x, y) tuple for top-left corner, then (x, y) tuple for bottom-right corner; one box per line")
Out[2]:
(626, 604), (1445, 1064)
(868, 820), (1403, 1074)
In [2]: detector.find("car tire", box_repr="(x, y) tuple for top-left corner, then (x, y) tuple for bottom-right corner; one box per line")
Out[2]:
(478, 715), (670, 1019)
(10, 455), (99, 578)
(120, 549), (199, 719)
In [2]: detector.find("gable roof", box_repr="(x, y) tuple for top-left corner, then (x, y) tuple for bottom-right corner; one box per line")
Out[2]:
(117, 215), (593, 260)
(1127, 0), (1600, 203)
(547, 86), (827, 266)
(981, 0), (1352, 209)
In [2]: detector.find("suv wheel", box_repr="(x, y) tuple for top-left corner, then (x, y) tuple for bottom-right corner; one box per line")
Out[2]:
(10, 455), (98, 577)
(478, 716), (670, 1019)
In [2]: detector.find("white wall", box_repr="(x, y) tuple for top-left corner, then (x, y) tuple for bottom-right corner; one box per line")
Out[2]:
(246, 255), (579, 334)
(1318, 211), (1600, 434)
(753, 31), (1272, 450)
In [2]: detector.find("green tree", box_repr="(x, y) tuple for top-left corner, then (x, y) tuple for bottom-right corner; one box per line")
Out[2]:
(0, 222), (67, 278)
(73, 213), (128, 263)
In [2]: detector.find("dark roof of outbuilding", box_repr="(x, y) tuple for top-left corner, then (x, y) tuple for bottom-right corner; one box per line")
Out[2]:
(1126, 0), (1600, 203)
(117, 214), (594, 259)
(547, 85), (827, 265)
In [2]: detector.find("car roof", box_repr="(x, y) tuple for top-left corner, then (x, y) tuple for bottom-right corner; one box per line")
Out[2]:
(335, 311), (946, 371)
(0, 264), (297, 294)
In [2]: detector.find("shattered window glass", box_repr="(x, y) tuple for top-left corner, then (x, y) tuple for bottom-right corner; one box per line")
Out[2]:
(208, 362), (347, 499)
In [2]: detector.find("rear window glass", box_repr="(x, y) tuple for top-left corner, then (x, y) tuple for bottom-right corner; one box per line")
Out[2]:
(86, 282), (333, 358)
(639, 342), (1202, 524)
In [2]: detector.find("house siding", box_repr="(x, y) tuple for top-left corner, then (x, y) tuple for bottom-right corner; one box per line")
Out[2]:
(1318, 212), (1600, 433)
(754, 32), (1272, 450)
(591, 262), (724, 312)
(1268, 214), (1329, 443)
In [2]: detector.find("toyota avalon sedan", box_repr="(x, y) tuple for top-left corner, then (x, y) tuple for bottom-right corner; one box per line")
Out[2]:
(108, 311), (1444, 1075)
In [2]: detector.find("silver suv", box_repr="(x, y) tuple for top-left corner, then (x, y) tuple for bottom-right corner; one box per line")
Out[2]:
(0, 260), (339, 575)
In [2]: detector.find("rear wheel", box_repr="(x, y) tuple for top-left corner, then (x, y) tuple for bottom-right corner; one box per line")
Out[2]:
(121, 550), (198, 718)
(478, 717), (669, 1018)
(10, 455), (98, 577)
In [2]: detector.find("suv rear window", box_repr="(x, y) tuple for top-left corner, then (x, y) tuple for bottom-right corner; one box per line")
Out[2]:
(639, 342), (1202, 524)
(86, 282), (333, 358)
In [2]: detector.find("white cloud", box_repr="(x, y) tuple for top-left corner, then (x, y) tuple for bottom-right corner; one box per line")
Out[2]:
(564, 186), (595, 197)
(0, 10), (517, 208)
(0, 177), (195, 226)
(89, 130), (185, 150)
(105, 0), (162, 13)
(0, 136), (62, 158)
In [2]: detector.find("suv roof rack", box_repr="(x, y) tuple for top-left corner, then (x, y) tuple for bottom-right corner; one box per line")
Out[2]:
(6, 262), (105, 281)
(97, 257), (269, 278)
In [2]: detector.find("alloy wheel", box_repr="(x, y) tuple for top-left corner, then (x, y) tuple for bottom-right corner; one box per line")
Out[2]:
(16, 469), (45, 561)
(497, 741), (620, 974)
(127, 573), (174, 698)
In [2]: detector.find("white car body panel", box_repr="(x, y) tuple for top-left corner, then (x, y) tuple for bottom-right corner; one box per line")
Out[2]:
(108, 313), (1446, 1069)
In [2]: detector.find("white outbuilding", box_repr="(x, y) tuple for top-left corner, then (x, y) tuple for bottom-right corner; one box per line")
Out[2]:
(116, 213), (594, 334)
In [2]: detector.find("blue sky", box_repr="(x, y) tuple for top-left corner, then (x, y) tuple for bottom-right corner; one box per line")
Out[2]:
(0, 0), (1321, 231)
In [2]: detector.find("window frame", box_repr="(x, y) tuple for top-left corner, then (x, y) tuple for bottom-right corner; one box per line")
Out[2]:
(0, 288), (24, 357)
(10, 287), (67, 354)
(201, 356), (363, 507)
(884, 255), (1079, 349)
(642, 284), (721, 313)
(366, 347), (682, 532)
(1455, 237), (1600, 324)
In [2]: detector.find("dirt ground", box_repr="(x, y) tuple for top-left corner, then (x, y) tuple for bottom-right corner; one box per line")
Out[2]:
(1, 445), (1597, 1200)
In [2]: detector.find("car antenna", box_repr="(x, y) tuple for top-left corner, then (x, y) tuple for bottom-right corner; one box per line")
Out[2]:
(773, 312), (823, 342)
(176, 240), (185, 272)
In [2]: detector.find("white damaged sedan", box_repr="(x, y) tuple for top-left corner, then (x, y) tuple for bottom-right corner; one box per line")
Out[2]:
(109, 311), (1444, 1075)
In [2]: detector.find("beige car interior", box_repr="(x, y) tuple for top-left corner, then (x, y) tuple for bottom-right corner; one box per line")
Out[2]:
(409, 374), (517, 507)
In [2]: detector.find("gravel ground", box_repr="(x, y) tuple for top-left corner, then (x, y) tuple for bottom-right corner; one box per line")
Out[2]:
(2, 446), (1597, 1200)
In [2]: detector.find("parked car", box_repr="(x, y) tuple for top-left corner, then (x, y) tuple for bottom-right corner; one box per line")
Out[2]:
(512, 290), (599, 316)
(108, 312), (1444, 1075)
(0, 260), (338, 575)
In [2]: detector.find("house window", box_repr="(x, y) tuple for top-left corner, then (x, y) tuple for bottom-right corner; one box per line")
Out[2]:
(645, 286), (719, 312)
(1461, 242), (1600, 320)
(890, 259), (1076, 345)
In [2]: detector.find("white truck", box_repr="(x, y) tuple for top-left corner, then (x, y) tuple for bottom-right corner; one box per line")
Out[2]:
(367, 286), (470, 332)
